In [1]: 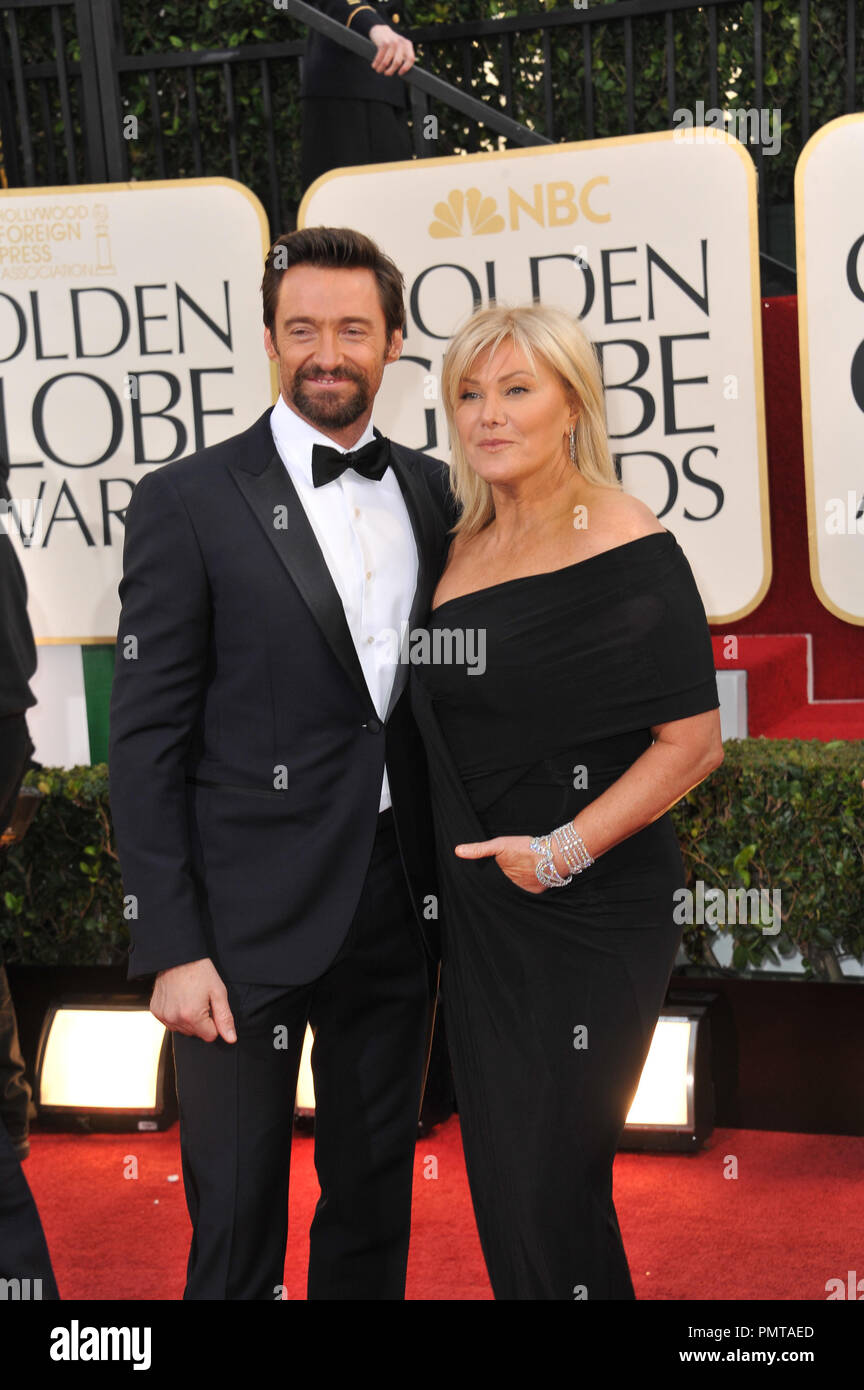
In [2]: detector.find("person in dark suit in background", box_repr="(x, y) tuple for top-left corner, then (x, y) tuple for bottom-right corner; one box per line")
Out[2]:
(301, 1), (416, 192)
(0, 464), (59, 1297)
(108, 226), (454, 1300)
(0, 463), (38, 1163)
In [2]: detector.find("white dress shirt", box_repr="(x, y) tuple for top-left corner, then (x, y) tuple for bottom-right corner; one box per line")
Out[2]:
(269, 394), (419, 812)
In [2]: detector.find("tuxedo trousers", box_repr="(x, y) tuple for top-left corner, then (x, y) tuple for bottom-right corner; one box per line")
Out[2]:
(171, 809), (434, 1300)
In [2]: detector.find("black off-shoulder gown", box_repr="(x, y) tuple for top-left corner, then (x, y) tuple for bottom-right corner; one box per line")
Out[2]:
(410, 529), (720, 1300)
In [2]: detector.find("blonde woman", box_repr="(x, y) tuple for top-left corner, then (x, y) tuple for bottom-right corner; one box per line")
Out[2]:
(410, 304), (723, 1300)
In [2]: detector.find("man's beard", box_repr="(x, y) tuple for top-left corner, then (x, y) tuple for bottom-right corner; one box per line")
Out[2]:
(290, 362), (372, 430)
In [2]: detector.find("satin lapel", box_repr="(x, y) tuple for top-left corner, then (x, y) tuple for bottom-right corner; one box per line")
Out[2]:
(228, 430), (374, 713)
(384, 442), (444, 722)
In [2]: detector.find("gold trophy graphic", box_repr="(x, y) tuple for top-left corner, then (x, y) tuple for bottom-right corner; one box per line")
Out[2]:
(92, 203), (115, 274)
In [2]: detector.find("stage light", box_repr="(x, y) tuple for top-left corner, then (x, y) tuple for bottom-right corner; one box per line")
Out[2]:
(35, 997), (174, 1131)
(620, 1002), (715, 1152)
(295, 1024), (315, 1117)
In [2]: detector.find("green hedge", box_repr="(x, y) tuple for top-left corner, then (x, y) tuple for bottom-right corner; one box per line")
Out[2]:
(1, 765), (126, 967)
(669, 738), (864, 980)
(1, 739), (862, 978)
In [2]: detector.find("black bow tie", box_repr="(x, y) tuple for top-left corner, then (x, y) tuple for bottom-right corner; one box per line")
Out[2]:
(311, 434), (391, 488)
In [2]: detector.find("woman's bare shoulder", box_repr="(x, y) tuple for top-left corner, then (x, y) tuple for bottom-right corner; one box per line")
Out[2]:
(585, 487), (666, 542)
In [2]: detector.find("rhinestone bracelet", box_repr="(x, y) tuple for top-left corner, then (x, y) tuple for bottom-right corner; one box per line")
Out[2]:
(528, 833), (572, 888)
(552, 820), (595, 875)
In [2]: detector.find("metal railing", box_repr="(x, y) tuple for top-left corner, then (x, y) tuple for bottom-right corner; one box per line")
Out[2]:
(287, 0), (551, 151)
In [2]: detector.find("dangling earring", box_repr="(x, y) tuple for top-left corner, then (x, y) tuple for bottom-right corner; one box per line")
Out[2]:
(568, 423), (577, 466)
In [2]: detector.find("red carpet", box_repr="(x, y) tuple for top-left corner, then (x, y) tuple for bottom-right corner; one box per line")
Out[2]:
(21, 1115), (863, 1300)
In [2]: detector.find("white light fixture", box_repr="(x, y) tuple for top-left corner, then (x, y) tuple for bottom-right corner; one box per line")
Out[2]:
(621, 1004), (715, 1151)
(295, 1024), (316, 1117)
(36, 998), (173, 1129)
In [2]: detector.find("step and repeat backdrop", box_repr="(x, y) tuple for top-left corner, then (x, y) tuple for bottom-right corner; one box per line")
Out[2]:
(795, 113), (864, 628)
(2, 117), (862, 766)
(1, 177), (275, 640)
(300, 129), (772, 628)
(1, 178), (274, 764)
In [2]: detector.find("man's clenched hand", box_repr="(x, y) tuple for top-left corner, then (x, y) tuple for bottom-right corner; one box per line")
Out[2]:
(150, 957), (237, 1043)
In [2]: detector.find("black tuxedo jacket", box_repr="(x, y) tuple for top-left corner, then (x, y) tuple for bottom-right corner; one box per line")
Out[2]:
(0, 460), (37, 719)
(108, 406), (453, 984)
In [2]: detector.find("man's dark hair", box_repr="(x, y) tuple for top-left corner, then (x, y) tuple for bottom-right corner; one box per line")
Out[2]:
(261, 227), (405, 343)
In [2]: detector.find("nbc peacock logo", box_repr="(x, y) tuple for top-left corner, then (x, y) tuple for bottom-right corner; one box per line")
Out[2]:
(429, 188), (505, 238)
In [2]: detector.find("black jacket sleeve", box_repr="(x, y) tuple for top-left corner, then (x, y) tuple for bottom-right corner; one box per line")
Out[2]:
(317, 1), (383, 40)
(108, 465), (213, 977)
(301, 1), (408, 104)
(0, 466), (37, 719)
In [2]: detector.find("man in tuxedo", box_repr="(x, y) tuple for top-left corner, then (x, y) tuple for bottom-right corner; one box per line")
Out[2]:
(301, 1), (415, 192)
(0, 455), (38, 1163)
(108, 226), (453, 1300)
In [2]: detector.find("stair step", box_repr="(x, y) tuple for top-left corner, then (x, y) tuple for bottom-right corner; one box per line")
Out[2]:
(711, 634), (864, 740)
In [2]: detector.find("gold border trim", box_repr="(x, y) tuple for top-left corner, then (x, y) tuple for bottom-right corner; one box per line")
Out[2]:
(36, 636), (115, 646)
(346, 5), (376, 30)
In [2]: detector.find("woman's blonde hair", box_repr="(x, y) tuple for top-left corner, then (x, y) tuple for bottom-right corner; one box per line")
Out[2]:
(440, 303), (621, 538)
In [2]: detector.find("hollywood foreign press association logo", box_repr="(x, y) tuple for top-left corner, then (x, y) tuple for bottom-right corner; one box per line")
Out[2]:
(429, 188), (506, 238)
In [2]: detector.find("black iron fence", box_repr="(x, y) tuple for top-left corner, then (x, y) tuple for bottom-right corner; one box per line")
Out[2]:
(1, 0), (862, 290)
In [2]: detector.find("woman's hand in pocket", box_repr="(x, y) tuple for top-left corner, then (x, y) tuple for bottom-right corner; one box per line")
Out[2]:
(454, 836), (548, 894)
